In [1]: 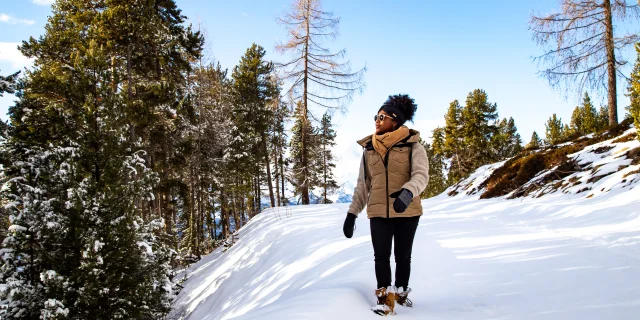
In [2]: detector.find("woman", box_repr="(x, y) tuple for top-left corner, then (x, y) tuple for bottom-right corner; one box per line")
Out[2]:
(342, 94), (429, 316)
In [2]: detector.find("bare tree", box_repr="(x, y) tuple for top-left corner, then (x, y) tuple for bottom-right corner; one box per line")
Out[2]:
(530, 0), (640, 126)
(276, 0), (365, 204)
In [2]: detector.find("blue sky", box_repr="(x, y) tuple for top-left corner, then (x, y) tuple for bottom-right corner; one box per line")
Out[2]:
(1, 0), (637, 186)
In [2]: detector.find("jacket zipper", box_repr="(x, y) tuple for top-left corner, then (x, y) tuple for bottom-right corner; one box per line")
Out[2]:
(384, 152), (390, 219)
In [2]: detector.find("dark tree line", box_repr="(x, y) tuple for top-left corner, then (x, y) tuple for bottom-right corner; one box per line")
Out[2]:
(0, 0), (343, 318)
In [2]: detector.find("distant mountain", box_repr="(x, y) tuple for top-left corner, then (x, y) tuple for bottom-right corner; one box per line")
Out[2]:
(332, 181), (354, 204)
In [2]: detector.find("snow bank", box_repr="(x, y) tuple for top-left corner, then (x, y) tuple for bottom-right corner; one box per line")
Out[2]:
(171, 182), (640, 319)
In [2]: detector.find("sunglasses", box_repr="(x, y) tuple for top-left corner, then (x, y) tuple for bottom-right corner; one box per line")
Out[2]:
(374, 114), (394, 122)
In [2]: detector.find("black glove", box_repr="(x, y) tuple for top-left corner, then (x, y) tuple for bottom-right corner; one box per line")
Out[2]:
(389, 188), (413, 213)
(343, 213), (357, 238)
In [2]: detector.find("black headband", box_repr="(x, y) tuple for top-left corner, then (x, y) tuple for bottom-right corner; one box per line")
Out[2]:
(379, 105), (406, 127)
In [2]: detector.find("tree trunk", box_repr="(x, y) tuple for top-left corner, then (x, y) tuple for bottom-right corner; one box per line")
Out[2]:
(280, 146), (286, 205)
(274, 145), (281, 207)
(220, 189), (230, 239)
(323, 140), (327, 203)
(262, 133), (276, 208)
(300, 3), (311, 205)
(603, 0), (618, 126)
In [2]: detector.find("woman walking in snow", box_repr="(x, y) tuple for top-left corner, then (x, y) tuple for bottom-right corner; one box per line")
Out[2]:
(342, 94), (429, 316)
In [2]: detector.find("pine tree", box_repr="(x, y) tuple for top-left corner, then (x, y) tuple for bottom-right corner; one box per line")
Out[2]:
(420, 129), (447, 198)
(317, 112), (338, 204)
(270, 97), (290, 206)
(290, 101), (319, 204)
(491, 117), (523, 160)
(461, 89), (499, 170)
(627, 43), (640, 141)
(545, 114), (565, 145)
(570, 105), (585, 135)
(0, 70), (18, 96)
(0, 1), (202, 317)
(526, 131), (542, 150)
(231, 43), (279, 211)
(443, 100), (465, 183)
(276, 0), (365, 204)
(597, 105), (609, 131)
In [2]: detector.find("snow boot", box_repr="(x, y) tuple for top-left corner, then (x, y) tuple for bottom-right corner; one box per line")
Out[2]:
(371, 286), (396, 316)
(395, 286), (413, 307)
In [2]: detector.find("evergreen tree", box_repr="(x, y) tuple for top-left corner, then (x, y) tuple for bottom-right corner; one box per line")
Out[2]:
(491, 117), (522, 160)
(570, 105), (585, 135)
(442, 100), (465, 183)
(0, 1), (202, 317)
(461, 89), (499, 171)
(317, 112), (339, 204)
(526, 131), (542, 150)
(420, 129), (447, 198)
(290, 102), (319, 204)
(230, 43), (278, 211)
(597, 105), (609, 131)
(0, 70), (18, 96)
(582, 92), (598, 134)
(270, 96), (290, 206)
(545, 114), (565, 145)
(627, 43), (640, 141)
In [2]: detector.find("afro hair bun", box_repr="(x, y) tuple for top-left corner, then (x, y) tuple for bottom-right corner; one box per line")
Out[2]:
(382, 94), (417, 123)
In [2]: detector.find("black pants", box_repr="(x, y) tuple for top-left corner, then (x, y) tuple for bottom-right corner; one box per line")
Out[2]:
(370, 216), (420, 290)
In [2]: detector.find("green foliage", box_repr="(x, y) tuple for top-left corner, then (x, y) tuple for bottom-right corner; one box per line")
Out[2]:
(420, 133), (448, 199)
(317, 111), (339, 204)
(289, 102), (318, 204)
(526, 131), (542, 150)
(0, 0), (202, 318)
(627, 43), (640, 142)
(570, 92), (606, 136)
(545, 113), (565, 145)
(440, 90), (522, 183)
(492, 117), (523, 160)
(0, 70), (18, 96)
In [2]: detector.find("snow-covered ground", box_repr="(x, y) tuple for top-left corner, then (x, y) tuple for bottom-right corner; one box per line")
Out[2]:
(171, 134), (640, 319)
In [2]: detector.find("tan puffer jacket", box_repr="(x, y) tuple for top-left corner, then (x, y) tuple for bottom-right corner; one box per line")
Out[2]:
(348, 129), (429, 219)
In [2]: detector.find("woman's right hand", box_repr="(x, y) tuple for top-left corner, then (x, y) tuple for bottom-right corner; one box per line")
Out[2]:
(343, 213), (357, 238)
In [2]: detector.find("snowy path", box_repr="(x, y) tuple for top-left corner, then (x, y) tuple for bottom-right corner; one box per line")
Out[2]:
(171, 184), (640, 320)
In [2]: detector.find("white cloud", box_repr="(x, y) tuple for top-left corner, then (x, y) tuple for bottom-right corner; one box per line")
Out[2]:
(0, 13), (35, 25)
(0, 42), (34, 69)
(31, 0), (54, 5)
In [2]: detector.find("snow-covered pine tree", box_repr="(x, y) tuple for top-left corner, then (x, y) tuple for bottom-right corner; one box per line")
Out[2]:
(270, 92), (290, 207)
(317, 111), (339, 204)
(290, 101), (320, 204)
(229, 44), (278, 217)
(0, 0), (202, 317)
(0, 70), (18, 97)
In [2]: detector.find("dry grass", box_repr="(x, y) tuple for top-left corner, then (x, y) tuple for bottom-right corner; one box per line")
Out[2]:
(612, 132), (638, 143)
(478, 118), (635, 199)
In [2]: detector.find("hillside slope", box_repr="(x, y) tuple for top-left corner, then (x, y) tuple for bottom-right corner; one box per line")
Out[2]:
(170, 127), (640, 320)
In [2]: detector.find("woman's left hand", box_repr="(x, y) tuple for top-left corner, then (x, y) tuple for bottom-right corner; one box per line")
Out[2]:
(390, 188), (413, 213)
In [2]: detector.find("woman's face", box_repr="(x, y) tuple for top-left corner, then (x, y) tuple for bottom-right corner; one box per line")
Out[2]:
(375, 110), (397, 135)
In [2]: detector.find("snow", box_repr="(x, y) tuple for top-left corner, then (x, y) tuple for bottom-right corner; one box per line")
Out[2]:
(171, 186), (640, 319)
(171, 131), (640, 319)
